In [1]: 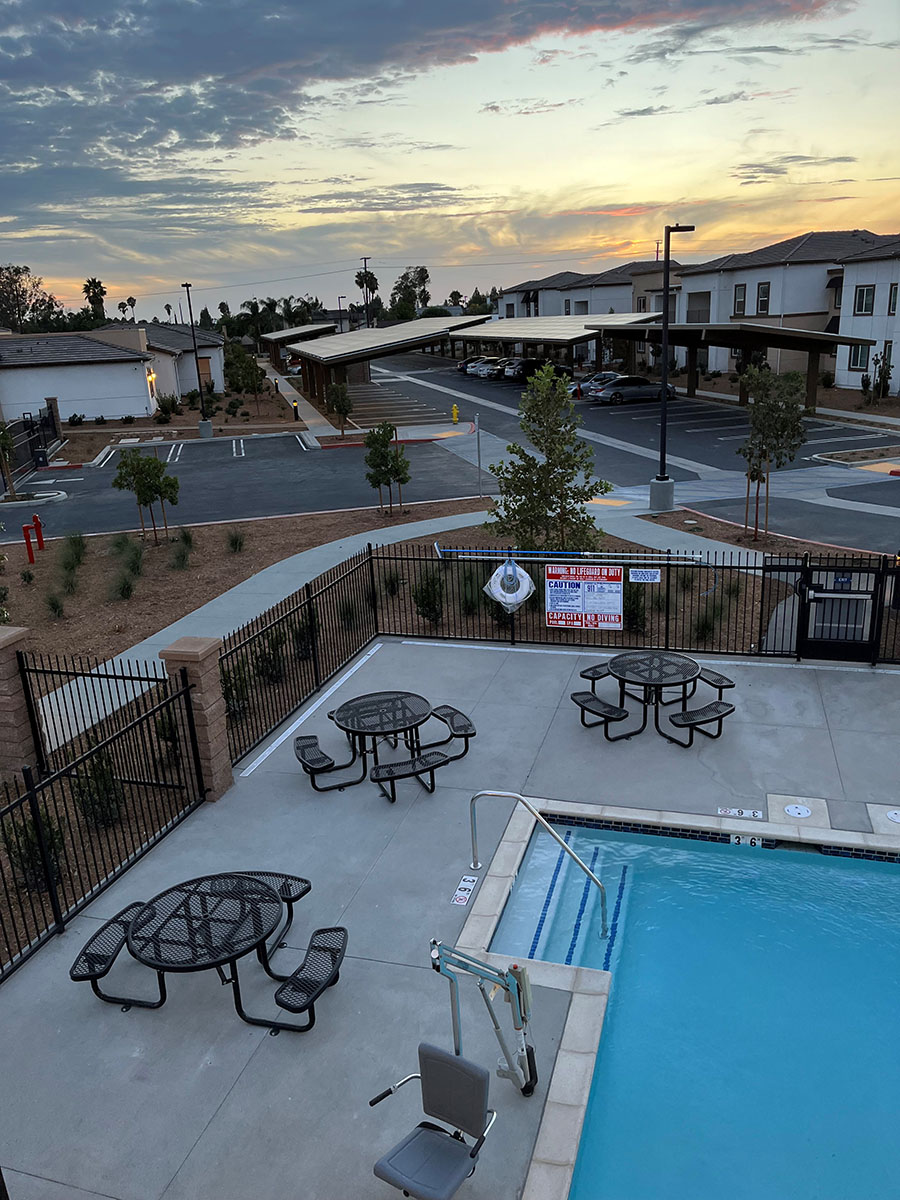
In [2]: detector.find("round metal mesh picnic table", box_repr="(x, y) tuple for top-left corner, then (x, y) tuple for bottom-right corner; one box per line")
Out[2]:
(127, 873), (283, 973)
(608, 651), (700, 688)
(332, 691), (432, 737)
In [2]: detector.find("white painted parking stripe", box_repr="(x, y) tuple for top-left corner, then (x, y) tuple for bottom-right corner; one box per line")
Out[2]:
(232, 438), (245, 457)
(294, 434), (308, 452)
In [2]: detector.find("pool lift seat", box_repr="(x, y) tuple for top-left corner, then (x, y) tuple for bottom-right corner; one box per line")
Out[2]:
(370, 1042), (496, 1200)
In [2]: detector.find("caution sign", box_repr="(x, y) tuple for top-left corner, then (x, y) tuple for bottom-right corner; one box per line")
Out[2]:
(545, 564), (623, 630)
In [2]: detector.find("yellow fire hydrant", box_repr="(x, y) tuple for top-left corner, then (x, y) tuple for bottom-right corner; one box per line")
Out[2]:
(451, 403), (459, 424)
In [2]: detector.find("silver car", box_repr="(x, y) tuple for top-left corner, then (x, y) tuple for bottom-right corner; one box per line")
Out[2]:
(588, 375), (676, 405)
(569, 371), (620, 399)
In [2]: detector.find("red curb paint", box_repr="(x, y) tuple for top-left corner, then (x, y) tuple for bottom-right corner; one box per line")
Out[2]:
(39, 463), (83, 470)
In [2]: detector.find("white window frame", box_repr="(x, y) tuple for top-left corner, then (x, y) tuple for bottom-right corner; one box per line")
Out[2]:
(889, 283), (898, 316)
(756, 281), (770, 316)
(564, 299), (571, 316)
(849, 343), (870, 371)
(636, 295), (648, 313)
(834, 283), (842, 309)
(733, 284), (746, 316)
(854, 285), (875, 316)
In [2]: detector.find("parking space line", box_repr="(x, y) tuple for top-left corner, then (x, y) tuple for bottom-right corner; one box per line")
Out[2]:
(294, 434), (308, 452)
(232, 439), (245, 458)
(165, 443), (184, 464)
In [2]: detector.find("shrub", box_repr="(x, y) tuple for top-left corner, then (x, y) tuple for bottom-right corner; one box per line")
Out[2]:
(153, 412), (171, 425)
(20, 569), (34, 584)
(0, 584), (8, 605)
(110, 531), (131, 555)
(221, 662), (250, 720)
(2, 805), (65, 889)
(710, 370), (722, 379)
(156, 393), (180, 416)
(412, 570), (444, 626)
(820, 370), (835, 389)
(111, 573), (134, 600)
(45, 592), (64, 618)
(62, 531), (87, 568)
(691, 601), (721, 643)
(253, 628), (286, 684)
(724, 577), (742, 599)
(155, 712), (182, 763)
(650, 588), (669, 614)
(240, 409), (251, 417)
(339, 598), (357, 629)
(94, 415), (107, 426)
(460, 569), (480, 616)
(184, 389), (201, 409)
(728, 373), (740, 384)
(678, 568), (694, 593)
(227, 529), (245, 553)
(169, 542), (191, 570)
(177, 526), (194, 550)
(124, 541), (143, 576)
(292, 609), (318, 660)
(120, 414), (135, 425)
(623, 582), (646, 634)
(383, 569), (402, 597)
(72, 746), (125, 829)
(66, 413), (84, 426)
(60, 568), (77, 596)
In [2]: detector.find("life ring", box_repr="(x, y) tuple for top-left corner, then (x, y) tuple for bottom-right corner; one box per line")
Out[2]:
(484, 559), (535, 612)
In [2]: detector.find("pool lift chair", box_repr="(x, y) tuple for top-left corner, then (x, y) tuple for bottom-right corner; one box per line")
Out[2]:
(430, 939), (538, 1098)
(370, 1042), (496, 1200)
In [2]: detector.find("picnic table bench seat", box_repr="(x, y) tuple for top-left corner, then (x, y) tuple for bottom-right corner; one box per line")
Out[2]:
(236, 871), (311, 957)
(423, 705), (477, 759)
(273, 926), (348, 1032)
(666, 699), (735, 747)
(370, 750), (450, 803)
(698, 667), (736, 699)
(69, 902), (167, 1009)
(570, 691), (633, 741)
(294, 735), (335, 774)
(579, 664), (610, 695)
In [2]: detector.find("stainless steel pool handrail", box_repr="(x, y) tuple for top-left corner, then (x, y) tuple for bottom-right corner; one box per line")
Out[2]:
(469, 790), (608, 938)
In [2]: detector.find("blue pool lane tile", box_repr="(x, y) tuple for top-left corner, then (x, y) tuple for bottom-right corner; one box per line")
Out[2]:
(565, 845), (601, 965)
(528, 829), (571, 959)
(602, 864), (629, 972)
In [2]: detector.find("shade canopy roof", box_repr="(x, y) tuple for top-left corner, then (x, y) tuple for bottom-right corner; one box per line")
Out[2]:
(453, 313), (658, 347)
(259, 323), (336, 344)
(584, 318), (875, 351)
(289, 316), (490, 365)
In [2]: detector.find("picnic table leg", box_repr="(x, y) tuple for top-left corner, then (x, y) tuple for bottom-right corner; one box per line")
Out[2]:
(91, 970), (168, 1011)
(226, 958), (316, 1034)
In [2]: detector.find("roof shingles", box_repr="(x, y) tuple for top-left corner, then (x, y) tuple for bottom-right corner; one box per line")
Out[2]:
(0, 334), (150, 369)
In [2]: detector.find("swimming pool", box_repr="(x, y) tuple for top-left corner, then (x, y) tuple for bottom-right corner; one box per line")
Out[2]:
(490, 822), (899, 1200)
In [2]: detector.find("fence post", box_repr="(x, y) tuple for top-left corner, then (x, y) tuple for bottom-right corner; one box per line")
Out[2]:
(21, 764), (65, 934)
(305, 584), (322, 689)
(159, 637), (232, 801)
(664, 551), (671, 650)
(0, 628), (41, 776)
(367, 543), (380, 636)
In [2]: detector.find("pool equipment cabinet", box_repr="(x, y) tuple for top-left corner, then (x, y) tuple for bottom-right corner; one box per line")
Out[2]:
(430, 940), (538, 1097)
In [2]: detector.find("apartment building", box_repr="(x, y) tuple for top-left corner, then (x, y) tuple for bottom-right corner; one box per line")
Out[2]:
(500, 262), (673, 320)
(835, 238), (900, 395)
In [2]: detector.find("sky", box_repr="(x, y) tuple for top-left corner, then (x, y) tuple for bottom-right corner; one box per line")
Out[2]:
(1, 0), (898, 320)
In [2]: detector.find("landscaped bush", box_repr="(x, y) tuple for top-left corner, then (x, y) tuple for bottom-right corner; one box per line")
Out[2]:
(820, 370), (835, 389)
(728, 373), (740, 384)
(292, 610), (318, 660)
(66, 413), (85, 426)
(124, 541), (143, 576)
(20, 569), (33, 585)
(61, 531), (87, 569)
(725, 577), (742, 598)
(111, 573), (134, 600)
(460, 569), (480, 616)
(155, 712), (182, 763)
(111, 532), (130, 554)
(2, 805), (64, 889)
(60, 568), (78, 597)
(622, 581), (646, 634)
(169, 542), (191, 570)
(177, 526), (194, 550)
(72, 746), (125, 829)
(252, 629), (286, 684)
(153, 412), (171, 425)
(339, 598), (357, 629)
(691, 601), (722, 643)
(156, 393), (181, 416)
(383, 569), (402, 597)
(45, 592), (64, 618)
(221, 663), (251, 719)
(227, 529), (245, 553)
(412, 570), (444, 626)
(120, 414), (135, 425)
(94, 415), (107, 425)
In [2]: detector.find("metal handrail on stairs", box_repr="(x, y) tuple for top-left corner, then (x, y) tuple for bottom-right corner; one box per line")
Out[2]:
(469, 790), (608, 937)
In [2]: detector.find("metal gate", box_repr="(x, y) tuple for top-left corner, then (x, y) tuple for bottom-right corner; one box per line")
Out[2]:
(795, 556), (888, 663)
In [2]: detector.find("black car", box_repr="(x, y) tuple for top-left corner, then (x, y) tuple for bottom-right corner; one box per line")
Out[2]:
(503, 358), (543, 381)
(588, 375), (677, 405)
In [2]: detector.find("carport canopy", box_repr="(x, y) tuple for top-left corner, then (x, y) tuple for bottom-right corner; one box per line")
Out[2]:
(288, 315), (490, 367)
(584, 318), (876, 408)
(452, 313), (656, 356)
(259, 323), (337, 345)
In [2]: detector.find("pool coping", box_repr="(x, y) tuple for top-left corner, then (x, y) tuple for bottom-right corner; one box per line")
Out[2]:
(456, 800), (900, 1200)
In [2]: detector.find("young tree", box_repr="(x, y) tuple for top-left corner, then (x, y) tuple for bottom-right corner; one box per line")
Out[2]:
(389, 436), (411, 509)
(872, 352), (893, 402)
(0, 421), (19, 500)
(487, 365), (611, 550)
(326, 381), (353, 435)
(82, 277), (107, 319)
(111, 449), (180, 544)
(736, 367), (807, 539)
(364, 423), (396, 512)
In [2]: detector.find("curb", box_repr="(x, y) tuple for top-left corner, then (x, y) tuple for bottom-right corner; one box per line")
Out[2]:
(0, 490), (68, 507)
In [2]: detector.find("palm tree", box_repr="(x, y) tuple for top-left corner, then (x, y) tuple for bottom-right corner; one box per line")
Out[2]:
(117, 300), (128, 319)
(240, 298), (262, 348)
(0, 422), (18, 500)
(164, 303), (173, 322)
(260, 297), (279, 334)
(82, 277), (107, 319)
(127, 296), (137, 321)
(279, 295), (296, 329)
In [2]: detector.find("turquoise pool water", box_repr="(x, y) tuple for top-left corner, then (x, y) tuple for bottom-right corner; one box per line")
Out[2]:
(490, 824), (899, 1200)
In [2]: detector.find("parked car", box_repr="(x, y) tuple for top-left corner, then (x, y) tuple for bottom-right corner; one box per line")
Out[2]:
(569, 371), (620, 399)
(483, 357), (515, 379)
(457, 356), (485, 373)
(588, 376), (677, 405)
(504, 358), (543, 381)
(548, 363), (574, 380)
(472, 357), (503, 377)
(286, 365), (303, 376)
(467, 357), (492, 375)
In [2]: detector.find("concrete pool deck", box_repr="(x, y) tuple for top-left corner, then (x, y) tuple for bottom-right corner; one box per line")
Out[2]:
(2, 636), (899, 1199)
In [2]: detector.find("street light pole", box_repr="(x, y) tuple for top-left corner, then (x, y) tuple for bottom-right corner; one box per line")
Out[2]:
(649, 222), (694, 512)
(182, 282), (209, 427)
(337, 295), (346, 333)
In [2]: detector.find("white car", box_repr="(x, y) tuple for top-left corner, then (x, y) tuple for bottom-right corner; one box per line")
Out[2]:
(466, 357), (490, 375)
(473, 357), (503, 378)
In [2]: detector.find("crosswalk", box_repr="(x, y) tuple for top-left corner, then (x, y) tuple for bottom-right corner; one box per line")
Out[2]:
(348, 380), (449, 428)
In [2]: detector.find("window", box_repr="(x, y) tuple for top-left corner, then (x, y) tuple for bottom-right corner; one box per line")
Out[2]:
(884, 341), (893, 368)
(574, 300), (588, 315)
(889, 283), (898, 316)
(756, 281), (770, 316)
(834, 283), (842, 309)
(849, 343), (870, 371)
(505, 303), (514, 318)
(564, 299), (571, 316)
(636, 295), (648, 313)
(854, 285), (875, 315)
(733, 284), (746, 316)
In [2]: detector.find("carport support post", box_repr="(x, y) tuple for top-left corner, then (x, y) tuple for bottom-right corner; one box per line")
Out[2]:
(159, 637), (232, 802)
(686, 345), (698, 397)
(805, 350), (820, 412)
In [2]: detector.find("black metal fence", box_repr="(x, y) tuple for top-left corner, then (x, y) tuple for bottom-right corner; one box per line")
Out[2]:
(5, 406), (58, 475)
(219, 542), (900, 767)
(0, 666), (204, 983)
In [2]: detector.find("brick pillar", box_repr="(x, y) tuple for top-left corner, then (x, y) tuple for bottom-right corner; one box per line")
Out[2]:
(0, 627), (39, 775)
(159, 637), (232, 802)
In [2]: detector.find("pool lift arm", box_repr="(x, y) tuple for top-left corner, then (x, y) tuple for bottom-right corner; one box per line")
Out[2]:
(430, 939), (538, 1097)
